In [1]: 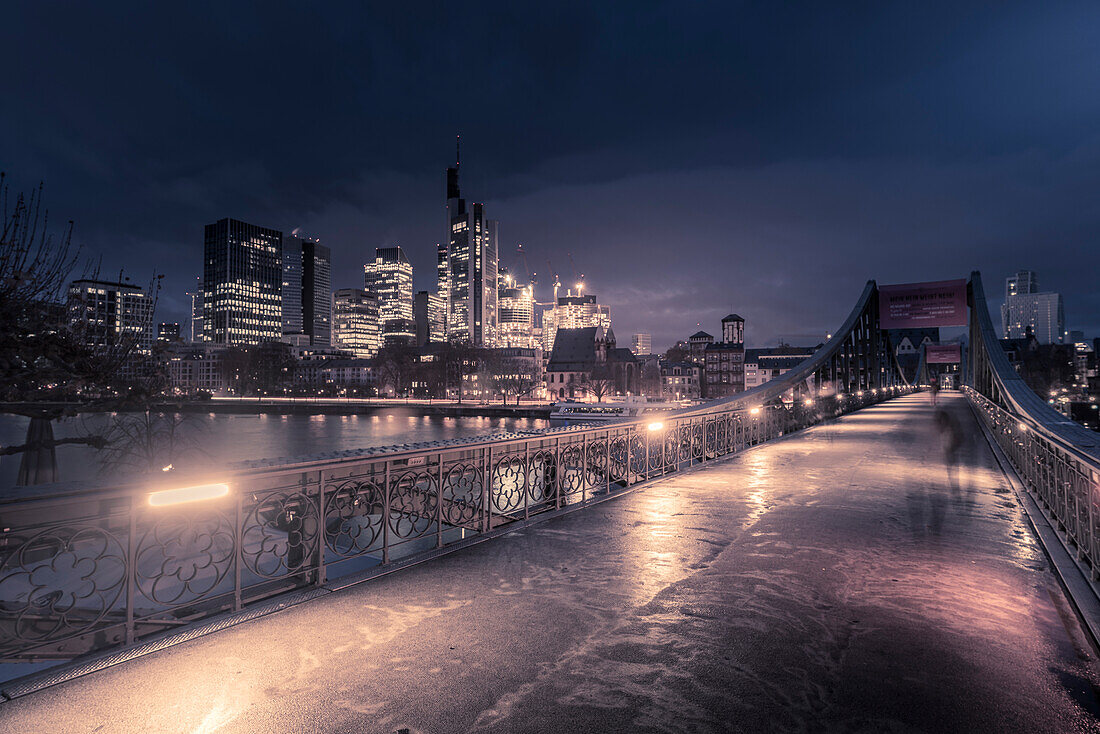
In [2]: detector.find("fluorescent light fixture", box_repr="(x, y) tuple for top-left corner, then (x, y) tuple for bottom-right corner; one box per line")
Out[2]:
(149, 483), (230, 507)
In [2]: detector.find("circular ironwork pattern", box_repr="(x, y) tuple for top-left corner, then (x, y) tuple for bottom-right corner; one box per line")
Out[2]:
(388, 470), (437, 541)
(676, 424), (693, 463)
(608, 436), (629, 481)
(491, 454), (526, 514)
(692, 423), (706, 459)
(441, 462), (482, 527)
(0, 524), (126, 652)
(559, 444), (586, 497)
(526, 450), (557, 506)
(629, 434), (647, 476)
(324, 478), (384, 558)
(134, 510), (234, 607)
(584, 446), (608, 489)
(242, 489), (320, 579)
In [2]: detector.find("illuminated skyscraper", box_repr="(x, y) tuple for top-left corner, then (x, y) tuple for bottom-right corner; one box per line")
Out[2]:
(541, 292), (611, 352)
(631, 333), (652, 355)
(439, 142), (498, 346)
(283, 234), (331, 347)
(365, 246), (414, 346)
(203, 218), (282, 346)
(497, 270), (536, 349)
(333, 288), (380, 358)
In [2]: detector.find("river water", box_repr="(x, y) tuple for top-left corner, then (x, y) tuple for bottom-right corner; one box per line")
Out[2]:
(0, 410), (550, 489)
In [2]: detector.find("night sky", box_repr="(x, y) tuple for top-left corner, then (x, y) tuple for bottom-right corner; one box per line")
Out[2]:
(3, 1), (1098, 350)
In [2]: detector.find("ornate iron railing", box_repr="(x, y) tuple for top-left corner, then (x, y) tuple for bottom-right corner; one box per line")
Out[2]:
(965, 271), (1100, 576)
(0, 280), (910, 664)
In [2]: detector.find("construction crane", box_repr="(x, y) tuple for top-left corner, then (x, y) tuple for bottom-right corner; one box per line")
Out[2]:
(516, 243), (535, 284)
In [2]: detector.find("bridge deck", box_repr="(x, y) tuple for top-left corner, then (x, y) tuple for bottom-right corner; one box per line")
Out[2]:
(5, 393), (1100, 732)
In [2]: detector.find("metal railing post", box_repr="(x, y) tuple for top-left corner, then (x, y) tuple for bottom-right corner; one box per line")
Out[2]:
(555, 438), (562, 509)
(605, 431), (612, 495)
(315, 469), (326, 587)
(484, 445), (492, 533)
(125, 496), (137, 645)
(382, 461), (391, 565)
(234, 490), (243, 610)
(582, 434), (588, 504)
(627, 428), (634, 485)
(523, 441), (530, 521)
(436, 452), (444, 548)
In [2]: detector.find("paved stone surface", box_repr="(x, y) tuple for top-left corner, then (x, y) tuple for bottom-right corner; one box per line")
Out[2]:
(4, 393), (1100, 733)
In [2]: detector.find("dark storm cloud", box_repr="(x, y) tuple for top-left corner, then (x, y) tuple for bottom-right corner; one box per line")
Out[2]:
(2, 1), (1098, 349)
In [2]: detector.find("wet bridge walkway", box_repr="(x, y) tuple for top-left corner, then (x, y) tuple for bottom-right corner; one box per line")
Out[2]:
(5, 393), (1100, 732)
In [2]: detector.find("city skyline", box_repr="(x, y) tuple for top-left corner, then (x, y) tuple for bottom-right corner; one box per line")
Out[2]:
(2, 3), (1099, 351)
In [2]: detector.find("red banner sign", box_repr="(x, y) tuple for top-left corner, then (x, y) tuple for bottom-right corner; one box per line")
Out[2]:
(926, 343), (962, 363)
(878, 279), (967, 329)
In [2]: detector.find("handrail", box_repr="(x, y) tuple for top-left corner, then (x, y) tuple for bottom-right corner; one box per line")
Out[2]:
(968, 270), (1100, 459)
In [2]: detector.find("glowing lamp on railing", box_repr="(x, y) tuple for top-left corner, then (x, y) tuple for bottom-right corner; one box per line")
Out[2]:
(750, 407), (761, 415)
(647, 421), (664, 432)
(149, 482), (230, 507)
(803, 399), (813, 407)
(857, 391), (864, 397)
(1017, 422), (1028, 433)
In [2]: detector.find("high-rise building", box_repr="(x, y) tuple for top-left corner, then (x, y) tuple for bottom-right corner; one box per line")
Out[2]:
(282, 235), (332, 347)
(1001, 270), (1065, 344)
(186, 276), (203, 343)
(1006, 270), (1039, 300)
(333, 288), (381, 358)
(281, 237), (303, 335)
(497, 271), (536, 349)
(364, 246), (414, 346)
(541, 292), (611, 352)
(631, 333), (652, 355)
(1004, 292), (1066, 344)
(67, 279), (155, 351)
(439, 144), (499, 346)
(414, 290), (446, 347)
(203, 218), (282, 346)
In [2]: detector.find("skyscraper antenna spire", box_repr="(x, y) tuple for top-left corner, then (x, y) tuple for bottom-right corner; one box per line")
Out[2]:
(456, 134), (461, 168)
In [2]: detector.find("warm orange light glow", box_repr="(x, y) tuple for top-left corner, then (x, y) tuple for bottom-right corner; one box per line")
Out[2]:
(647, 421), (664, 431)
(1017, 422), (1028, 432)
(750, 407), (761, 415)
(803, 399), (813, 406)
(149, 483), (230, 507)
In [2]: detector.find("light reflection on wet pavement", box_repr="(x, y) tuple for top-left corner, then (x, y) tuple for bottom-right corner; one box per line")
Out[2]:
(5, 393), (1100, 733)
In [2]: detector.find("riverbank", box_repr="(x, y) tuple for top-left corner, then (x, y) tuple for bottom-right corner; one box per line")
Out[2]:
(0, 399), (552, 419)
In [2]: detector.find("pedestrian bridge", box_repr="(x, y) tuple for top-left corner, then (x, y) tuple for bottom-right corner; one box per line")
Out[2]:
(3, 392), (1098, 732)
(2, 271), (1100, 731)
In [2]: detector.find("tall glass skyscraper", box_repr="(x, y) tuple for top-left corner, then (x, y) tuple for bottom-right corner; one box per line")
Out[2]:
(1001, 270), (1065, 344)
(203, 218), (283, 346)
(438, 144), (498, 346)
(364, 246), (414, 346)
(333, 288), (380, 357)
